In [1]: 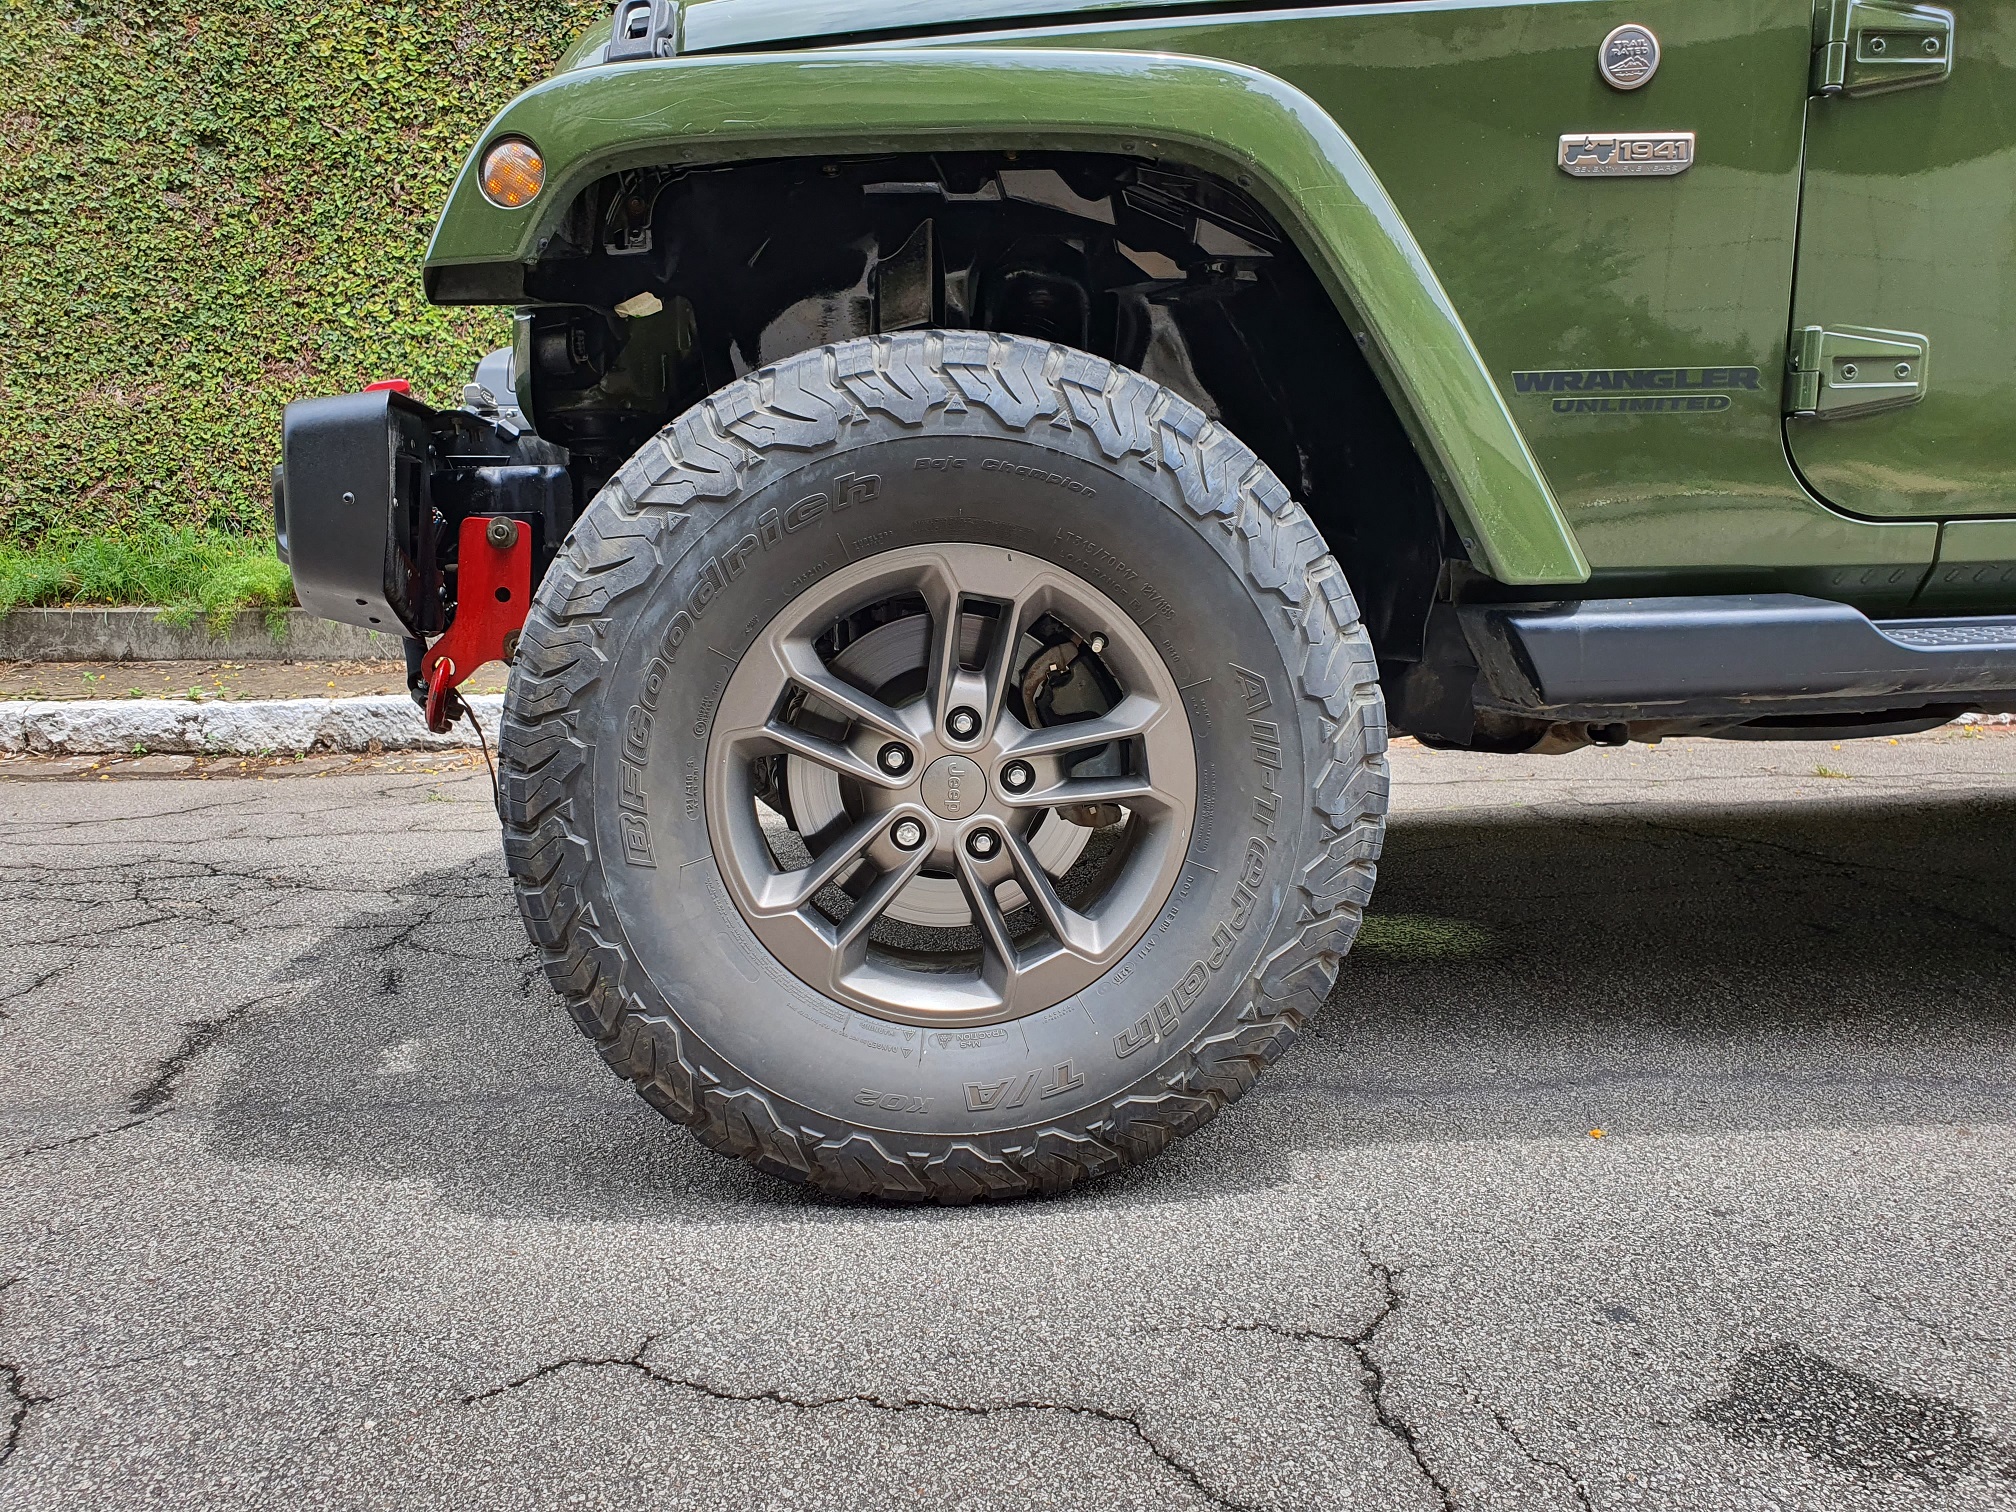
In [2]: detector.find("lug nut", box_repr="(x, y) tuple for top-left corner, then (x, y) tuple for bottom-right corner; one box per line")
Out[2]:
(947, 706), (981, 740)
(1000, 760), (1034, 794)
(878, 742), (913, 776)
(965, 828), (1000, 860)
(891, 818), (926, 851)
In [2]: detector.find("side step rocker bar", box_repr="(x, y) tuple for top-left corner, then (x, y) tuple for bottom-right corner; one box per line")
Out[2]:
(1463, 595), (2016, 719)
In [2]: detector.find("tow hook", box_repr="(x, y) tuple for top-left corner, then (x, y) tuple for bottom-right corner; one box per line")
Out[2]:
(417, 515), (531, 733)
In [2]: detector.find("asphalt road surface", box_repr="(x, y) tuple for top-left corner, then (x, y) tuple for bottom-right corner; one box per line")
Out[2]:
(2, 729), (2012, 1511)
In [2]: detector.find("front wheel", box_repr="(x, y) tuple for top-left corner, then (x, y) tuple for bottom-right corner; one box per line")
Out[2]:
(500, 332), (1388, 1201)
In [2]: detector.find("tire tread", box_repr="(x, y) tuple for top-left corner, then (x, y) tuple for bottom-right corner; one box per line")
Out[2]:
(501, 332), (1389, 1201)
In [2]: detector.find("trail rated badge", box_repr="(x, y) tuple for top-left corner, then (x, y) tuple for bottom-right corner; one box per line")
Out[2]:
(1599, 24), (1661, 90)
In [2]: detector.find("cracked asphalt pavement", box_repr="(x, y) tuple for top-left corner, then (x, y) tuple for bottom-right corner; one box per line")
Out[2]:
(1, 728), (2012, 1510)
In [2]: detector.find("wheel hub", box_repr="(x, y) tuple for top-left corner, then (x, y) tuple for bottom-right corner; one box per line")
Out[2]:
(919, 754), (987, 820)
(705, 543), (1197, 1027)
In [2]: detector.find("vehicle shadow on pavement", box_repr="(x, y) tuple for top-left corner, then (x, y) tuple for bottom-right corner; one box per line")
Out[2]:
(206, 789), (2016, 1220)
(1287, 787), (2016, 1151)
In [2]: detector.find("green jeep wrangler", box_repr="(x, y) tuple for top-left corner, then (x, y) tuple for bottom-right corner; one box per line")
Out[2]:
(275, 0), (2014, 1200)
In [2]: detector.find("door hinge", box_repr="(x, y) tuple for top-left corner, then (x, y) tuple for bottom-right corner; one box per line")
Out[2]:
(1812, 0), (1954, 95)
(607, 0), (677, 60)
(1786, 325), (1929, 418)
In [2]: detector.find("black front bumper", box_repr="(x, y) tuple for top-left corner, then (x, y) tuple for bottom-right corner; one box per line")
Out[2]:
(275, 390), (570, 639)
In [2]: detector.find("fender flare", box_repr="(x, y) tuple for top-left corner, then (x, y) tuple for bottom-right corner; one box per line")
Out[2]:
(424, 48), (1589, 586)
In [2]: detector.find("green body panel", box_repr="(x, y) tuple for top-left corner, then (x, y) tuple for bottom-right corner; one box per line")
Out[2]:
(679, 0), (1240, 51)
(426, 49), (1589, 585)
(555, 21), (615, 73)
(427, 0), (2016, 605)
(1922, 518), (2016, 607)
(1787, 0), (2016, 519)
(869, 0), (1943, 603)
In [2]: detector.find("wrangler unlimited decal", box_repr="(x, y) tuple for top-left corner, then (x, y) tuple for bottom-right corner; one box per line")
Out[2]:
(1513, 367), (1761, 417)
(1511, 367), (1762, 394)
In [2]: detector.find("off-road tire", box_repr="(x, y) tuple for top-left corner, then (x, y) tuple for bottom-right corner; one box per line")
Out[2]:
(499, 331), (1389, 1201)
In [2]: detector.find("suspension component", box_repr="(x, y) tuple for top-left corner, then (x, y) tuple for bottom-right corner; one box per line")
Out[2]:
(418, 515), (531, 733)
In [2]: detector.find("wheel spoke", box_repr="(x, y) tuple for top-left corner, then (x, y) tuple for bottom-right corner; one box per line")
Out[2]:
(920, 558), (1044, 742)
(754, 719), (906, 790)
(1001, 827), (1106, 960)
(776, 637), (911, 741)
(751, 809), (886, 915)
(1005, 773), (1171, 814)
(828, 842), (933, 964)
(955, 848), (1024, 994)
(974, 587), (1041, 735)
(998, 693), (1165, 761)
(918, 561), (968, 737)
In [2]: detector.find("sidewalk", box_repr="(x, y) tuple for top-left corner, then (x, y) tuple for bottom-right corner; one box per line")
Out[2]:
(2, 650), (2006, 757)
(0, 660), (510, 755)
(0, 659), (508, 702)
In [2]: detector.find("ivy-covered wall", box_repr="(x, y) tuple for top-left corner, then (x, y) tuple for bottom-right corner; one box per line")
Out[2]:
(0, 0), (601, 543)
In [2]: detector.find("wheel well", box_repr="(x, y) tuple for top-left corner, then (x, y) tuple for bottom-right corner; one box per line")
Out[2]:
(514, 150), (1449, 663)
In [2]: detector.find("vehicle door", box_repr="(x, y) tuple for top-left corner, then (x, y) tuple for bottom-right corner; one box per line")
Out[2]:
(1785, 0), (2016, 522)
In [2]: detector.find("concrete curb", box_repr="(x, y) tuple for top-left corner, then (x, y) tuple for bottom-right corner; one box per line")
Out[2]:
(1, 693), (2001, 759)
(0, 608), (403, 663)
(0, 695), (500, 755)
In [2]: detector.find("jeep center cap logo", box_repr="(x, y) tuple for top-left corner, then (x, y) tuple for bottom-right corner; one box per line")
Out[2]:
(1599, 24), (1660, 89)
(921, 754), (986, 820)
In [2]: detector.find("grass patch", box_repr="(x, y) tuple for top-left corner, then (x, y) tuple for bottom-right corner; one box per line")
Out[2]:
(0, 530), (295, 632)
(1352, 913), (1496, 964)
(0, 3), (600, 542)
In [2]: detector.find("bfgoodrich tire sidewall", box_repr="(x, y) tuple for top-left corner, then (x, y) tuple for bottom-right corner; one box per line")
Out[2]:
(588, 427), (1313, 1138)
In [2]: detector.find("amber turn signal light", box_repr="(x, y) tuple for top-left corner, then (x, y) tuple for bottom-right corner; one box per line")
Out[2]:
(480, 138), (544, 209)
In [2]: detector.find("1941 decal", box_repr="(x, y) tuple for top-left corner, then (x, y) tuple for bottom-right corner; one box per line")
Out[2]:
(1559, 131), (1694, 177)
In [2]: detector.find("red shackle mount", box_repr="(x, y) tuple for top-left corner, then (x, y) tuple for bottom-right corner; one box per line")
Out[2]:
(419, 515), (531, 734)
